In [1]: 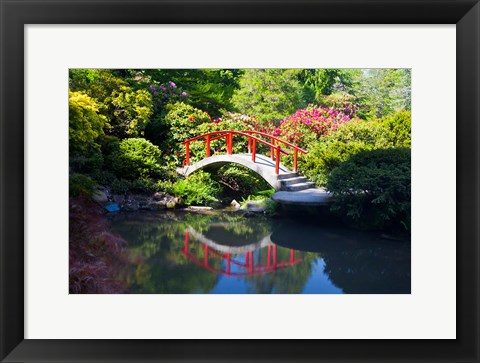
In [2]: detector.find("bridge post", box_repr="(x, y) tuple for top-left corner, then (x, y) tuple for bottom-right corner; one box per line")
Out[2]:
(275, 148), (280, 174)
(248, 136), (251, 153)
(293, 149), (298, 172)
(270, 137), (275, 159)
(206, 135), (211, 157)
(251, 138), (256, 162)
(227, 132), (233, 154)
(185, 142), (190, 166)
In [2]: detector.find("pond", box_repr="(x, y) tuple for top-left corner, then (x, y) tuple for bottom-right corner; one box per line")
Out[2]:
(108, 210), (411, 294)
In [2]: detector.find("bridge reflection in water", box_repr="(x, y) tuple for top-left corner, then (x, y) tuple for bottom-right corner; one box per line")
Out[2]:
(183, 228), (304, 277)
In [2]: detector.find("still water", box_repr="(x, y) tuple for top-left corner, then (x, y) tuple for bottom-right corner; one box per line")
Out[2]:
(109, 211), (411, 294)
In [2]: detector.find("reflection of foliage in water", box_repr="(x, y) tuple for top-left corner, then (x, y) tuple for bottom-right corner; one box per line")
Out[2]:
(270, 219), (411, 294)
(109, 211), (273, 293)
(322, 244), (411, 294)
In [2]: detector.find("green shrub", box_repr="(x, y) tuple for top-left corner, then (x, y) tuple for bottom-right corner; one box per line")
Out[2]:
(297, 110), (411, 186)
(69, 174), (96, 197)
(130, 178), (158, 193)
(69, 144), (104, 174)
(327, 148), (411, 230)
(381, 110), (411, 148)
(91, 170), (117, 186)
(240, 189), (276, 208)
(171, 171), (222, 206)
(214, 165), (271, 195)
(110, 178), (132, 194)
(299, 119), (388, 186)
(110, 138), (163, 180)
(161, 102), (212, 165)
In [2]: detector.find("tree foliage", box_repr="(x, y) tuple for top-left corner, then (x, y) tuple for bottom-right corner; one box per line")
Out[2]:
(300, 69), (361, 99)
(69, 91), (105, 155)
(354, 69), (411, 119)
(140, 69), (243, 117)
(232, 69), (305, 123)
(69, 69), (153, 137)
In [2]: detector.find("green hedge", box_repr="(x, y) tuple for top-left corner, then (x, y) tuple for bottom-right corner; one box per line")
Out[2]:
(327, 148), (411, 230)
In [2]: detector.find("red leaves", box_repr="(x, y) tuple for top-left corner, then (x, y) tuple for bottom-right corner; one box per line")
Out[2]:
(69, 195), (129, 293)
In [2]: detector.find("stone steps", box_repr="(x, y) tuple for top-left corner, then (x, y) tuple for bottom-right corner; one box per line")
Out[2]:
(277, 173), (315, 191)
(283, 181), (315, 191)
(276, 172), (298, 180)
(279, 176), (308, 186)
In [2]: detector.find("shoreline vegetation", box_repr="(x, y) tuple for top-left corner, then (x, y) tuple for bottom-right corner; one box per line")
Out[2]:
(69, 68), (411, 293)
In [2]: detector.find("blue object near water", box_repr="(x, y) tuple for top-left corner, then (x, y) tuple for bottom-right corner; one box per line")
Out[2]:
(105, 203), (120, 212)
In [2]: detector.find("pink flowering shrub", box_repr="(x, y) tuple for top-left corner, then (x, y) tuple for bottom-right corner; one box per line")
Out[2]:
(317, 93), (359, 118)
(274, 105), (352, 150)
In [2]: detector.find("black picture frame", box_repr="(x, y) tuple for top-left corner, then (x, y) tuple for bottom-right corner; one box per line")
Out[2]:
(1, 0), (479, 362)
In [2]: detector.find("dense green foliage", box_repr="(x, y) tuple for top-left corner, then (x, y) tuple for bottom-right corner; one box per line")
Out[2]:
(141, 69), (244, 117)
(328, 148), (411, 230)
(69, 174), (97, 197)
(70, 69), (154, 138)
(232, 69), (305, 123)
(214, 164), (272, 196)
(109, 138), (163, 180)
(167, 171), (222, 206)
(300, 69), (361, 99)
(354, 69), (411, 119)
(160, 102), (212, 164)
(69, 91), (105, 154)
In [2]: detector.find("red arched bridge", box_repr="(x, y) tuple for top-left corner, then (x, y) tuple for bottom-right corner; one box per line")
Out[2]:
(179, 130), (315, 191)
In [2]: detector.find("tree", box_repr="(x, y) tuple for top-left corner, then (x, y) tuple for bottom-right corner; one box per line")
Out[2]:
(354, 69), (411, 119)
(69, 91), (105, 155)
(299, 69), (361, 100)
(231, 69), (305, 124)
(140, 68), (243, 117)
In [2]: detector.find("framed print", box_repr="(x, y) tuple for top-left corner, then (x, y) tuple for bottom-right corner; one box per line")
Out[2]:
(1, 0), (479, 362)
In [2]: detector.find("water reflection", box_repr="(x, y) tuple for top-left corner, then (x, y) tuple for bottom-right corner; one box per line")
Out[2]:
(108, 211), (410, 294)
(184, 229), (304, 277)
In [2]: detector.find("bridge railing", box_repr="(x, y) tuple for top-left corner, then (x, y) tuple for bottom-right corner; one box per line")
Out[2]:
(182, 130), (307, 174)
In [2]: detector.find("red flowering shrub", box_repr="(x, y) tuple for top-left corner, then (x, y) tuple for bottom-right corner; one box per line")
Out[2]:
(274, 105), (352, 149)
